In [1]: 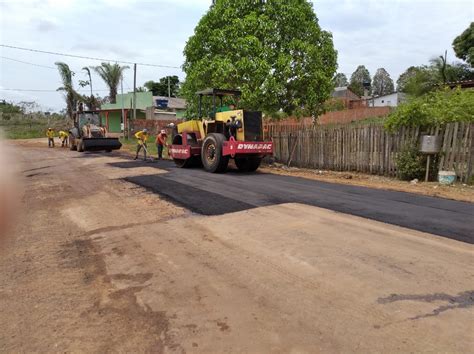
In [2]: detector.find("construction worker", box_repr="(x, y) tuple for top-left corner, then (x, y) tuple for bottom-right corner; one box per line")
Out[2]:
(155, 129), (168, 160)
(46, 128), (55, 148)
(134, 128), (148, 160)
(58, 130), (69, 147)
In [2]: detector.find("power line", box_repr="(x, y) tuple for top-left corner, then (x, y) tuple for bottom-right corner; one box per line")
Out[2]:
(1, 44), (181, 69)
(0, 56), (56, 70)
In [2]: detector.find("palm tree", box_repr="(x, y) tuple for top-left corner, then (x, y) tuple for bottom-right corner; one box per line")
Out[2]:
(82, 67), (93, 97)
(80, 66), (99, 110)
(430, 50), (448, 84)
(55, 62), (78, 119)
(92, 62), (129, 103)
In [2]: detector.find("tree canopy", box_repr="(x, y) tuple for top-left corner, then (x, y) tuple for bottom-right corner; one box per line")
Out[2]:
(452, 22), (474, 67)
(349, 65), (371, 96)
(182, 0), (337, 118)
(371, 68), (394, 96)
(333, 73), (348, 87)
(144, 76), (180, 97)
(93, 62), (129, 103)
(397, 60), (474, 97)
(385, 88), (474, 130)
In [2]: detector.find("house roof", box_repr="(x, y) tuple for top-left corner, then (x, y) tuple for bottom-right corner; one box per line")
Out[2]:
(331, 86), (360, 99)
(444, 80), (474, 89)
(101, 91), (153, 111)
(153, 96), (186, 110)
(196, 88), (242, 97)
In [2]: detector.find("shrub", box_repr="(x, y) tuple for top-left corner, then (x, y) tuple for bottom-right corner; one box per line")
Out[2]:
(395, 145), (426, 180)
(385, 88), (474, 131)
(395, 144), (440, 181)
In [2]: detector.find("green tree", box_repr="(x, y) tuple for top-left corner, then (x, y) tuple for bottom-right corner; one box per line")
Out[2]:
(445, 61), (474, 82)
(349, 65), (371, 96)
(93, 62), (129, 103)
(78, 67), (100, 110)
(372, 68), (394, 96)
(55, 62), (78, 119)
(397, 60), (474, 97)
(333, 73), (348, 87)
(0, 101), (22, 114)
(430, 51), (448, 84)
(396, 66), (419, 92)
(182, 0), (337, 118)
(144, 76), (180, 96)
(452, 22), (474, 67)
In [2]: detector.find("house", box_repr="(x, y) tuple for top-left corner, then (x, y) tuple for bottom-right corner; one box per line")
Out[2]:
(330, 87), (365, 109)
(99, 92), (153, 133)
(145, 96), (187, 120)
(368, 92), (406, 107)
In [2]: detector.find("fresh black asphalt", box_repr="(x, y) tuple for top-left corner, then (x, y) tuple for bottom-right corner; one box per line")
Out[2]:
(108, 159), (474, 244)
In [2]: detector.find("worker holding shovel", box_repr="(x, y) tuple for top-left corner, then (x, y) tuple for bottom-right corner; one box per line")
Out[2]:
(58, 130), (69, 147)
(134, 128), (149, 161)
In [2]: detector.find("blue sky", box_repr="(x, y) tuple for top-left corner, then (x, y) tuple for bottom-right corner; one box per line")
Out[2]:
(0, 0), (472, 111)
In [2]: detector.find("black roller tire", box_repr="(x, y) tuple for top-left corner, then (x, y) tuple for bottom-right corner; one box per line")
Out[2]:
(105, 150), (112, 153)
(201, 133), (229, 173)
(174, 156), (201, 168)
(235, 157), (262, 172)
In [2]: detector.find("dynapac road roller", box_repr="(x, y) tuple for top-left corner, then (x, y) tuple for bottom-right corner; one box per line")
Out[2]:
(170, 88), (273, 173)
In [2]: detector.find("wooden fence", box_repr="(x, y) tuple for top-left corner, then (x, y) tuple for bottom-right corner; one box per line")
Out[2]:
(269, 122), (474, 183)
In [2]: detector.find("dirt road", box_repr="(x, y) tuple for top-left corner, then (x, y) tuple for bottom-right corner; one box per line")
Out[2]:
(1, 143), (473, 353)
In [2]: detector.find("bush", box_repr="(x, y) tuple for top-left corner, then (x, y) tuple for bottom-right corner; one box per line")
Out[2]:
(395, 144), (440, 181)
(385, 88), (474, 130)
(395, 145), (426, 180)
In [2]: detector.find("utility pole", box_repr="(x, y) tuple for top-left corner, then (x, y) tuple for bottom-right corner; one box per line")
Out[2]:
(168, 76), (171, 98)
(120, 75), (125, 139)
(132, 63), (137, 139)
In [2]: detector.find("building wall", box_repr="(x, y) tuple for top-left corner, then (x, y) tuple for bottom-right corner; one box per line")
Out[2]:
(370, 93), (401, 107)
(130, 118), (182, 135)
(318, 107), (391, 125)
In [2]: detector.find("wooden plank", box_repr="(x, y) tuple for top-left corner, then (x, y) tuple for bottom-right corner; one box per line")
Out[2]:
(466, 123), (474, 184)
(448, 122), (459, 173)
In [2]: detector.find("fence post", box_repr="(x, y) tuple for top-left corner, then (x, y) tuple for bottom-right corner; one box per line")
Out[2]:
(466, 123), (474, 184)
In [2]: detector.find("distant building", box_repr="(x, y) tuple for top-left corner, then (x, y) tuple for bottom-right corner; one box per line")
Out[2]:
(330, 87), (365, 109)
(100, 91), (153, 133)
(146, 96), (187, 120)
(368, 92), (406, 107)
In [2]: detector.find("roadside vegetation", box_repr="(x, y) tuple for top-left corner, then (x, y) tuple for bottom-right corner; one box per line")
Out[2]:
(0, 101), (69, 139)
(385, 88), (474, 130)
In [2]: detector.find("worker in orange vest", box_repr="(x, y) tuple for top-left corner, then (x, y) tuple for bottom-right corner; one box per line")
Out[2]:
(155, 129), (168, 160)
